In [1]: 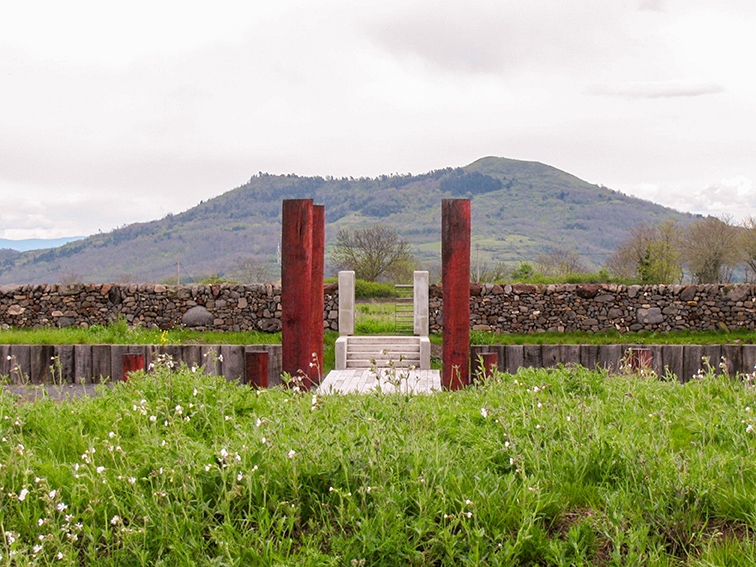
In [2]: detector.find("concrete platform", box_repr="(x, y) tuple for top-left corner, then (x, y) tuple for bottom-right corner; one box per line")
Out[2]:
(318, 368), (441, 394)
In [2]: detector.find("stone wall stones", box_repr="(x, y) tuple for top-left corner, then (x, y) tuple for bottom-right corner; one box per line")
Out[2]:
(1, 282), (755, 335)
(0, 283), (339, 333)
(429, 283), (756, 334)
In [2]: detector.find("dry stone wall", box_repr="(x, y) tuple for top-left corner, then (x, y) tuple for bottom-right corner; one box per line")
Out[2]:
(429, 283), (756, 334)
(2, 282), (756, 335)
(0, 283), (340, 332)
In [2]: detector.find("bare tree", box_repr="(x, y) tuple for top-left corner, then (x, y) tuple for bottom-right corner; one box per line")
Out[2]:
(606, 221), (683, 284)
(739, 216), (756, 281)
(681, 216), (739, 283)
(535, 248), (588, 279)
(472, 261), (509, 283)
(331, 225), (416, 282)
(229, 257), (273, 283)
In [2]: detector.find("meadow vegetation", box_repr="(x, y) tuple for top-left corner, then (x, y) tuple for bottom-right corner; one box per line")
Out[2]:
(3, 357), (756, 565)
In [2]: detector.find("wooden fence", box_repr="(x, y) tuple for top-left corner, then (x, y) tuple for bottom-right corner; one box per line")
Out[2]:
(471, 344), (755, 382)
(0, 344), (283, 386)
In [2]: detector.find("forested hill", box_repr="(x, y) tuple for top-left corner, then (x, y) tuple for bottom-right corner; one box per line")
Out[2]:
(0, 156), (694, 284)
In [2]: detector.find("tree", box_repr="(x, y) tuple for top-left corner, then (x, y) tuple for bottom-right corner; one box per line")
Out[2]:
(331, 225), (416, 282)
(606, 221), (683, 284)
(229, 257), (272, 283)
(682, 216), (739, 283)
(738, 216), (756, 281)
(535, 248), (588, 279)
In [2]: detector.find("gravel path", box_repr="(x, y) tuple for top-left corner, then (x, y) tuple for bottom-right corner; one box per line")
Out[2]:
(2, 383), (110, 402)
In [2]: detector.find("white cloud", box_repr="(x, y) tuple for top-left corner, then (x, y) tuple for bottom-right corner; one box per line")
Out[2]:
(588, 81), (725, 99)
(0, 0), (755, 240)
(625, 176), (756, 221)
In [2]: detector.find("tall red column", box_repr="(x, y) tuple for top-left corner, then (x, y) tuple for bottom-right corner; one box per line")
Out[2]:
(281, 199), (313, 387)
(442, 199), (471, 390)
(309, 205), (325, 383)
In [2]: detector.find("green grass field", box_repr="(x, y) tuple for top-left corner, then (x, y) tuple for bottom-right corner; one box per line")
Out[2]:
(3, 361), (756, 565)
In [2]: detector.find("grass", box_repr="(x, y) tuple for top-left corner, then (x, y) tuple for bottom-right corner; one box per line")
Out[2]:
(354, 301), (397, 335)
(0, 318), (282, 346)
(3, 360), (756, 565)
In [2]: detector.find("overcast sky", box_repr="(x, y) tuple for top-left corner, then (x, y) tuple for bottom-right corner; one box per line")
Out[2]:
(1, 0), (754, 239)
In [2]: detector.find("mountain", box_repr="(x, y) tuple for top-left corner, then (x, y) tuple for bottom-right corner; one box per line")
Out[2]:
(0, 157), (694, 284)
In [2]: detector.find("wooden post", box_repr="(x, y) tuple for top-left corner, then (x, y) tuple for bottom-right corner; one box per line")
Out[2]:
(442, 199), (471, 390)
(245, 351), (269, 388)
(281, 199), (314, 388)
(121, 354), (144, 381)
(309, 204), (325, 383)
(627, 348), (652, 373)
(472, 352), (498, 381)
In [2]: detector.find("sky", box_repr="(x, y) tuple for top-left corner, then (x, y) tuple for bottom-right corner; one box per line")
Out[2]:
(1, 0), (754, 240)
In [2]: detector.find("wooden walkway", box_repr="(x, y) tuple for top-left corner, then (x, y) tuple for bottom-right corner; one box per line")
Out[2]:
(317, 368), (441, 394)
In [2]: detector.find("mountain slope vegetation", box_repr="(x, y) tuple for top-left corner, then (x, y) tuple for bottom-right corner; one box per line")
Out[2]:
(0, 157), (694, 284)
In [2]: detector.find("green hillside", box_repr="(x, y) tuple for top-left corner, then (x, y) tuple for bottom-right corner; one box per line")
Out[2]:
(0, 157), (694, 284)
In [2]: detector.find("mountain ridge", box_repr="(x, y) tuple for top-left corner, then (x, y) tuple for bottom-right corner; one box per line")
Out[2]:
(0, 157), (695, 284)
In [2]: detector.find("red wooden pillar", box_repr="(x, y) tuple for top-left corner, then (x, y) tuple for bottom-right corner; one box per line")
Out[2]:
(628, 348), (653, 373)
(121, 354), (144, 382)
(245, 351), (269, 388)
(442, 199), (471, 390)
(281, 199), (314, 387)
(309, 205), (325, 383)
(472, 352), (498, 381)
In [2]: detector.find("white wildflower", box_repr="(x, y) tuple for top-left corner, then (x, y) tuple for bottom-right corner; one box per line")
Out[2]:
(57, 502), (68, 512)
(287, 449), (297, 459)
(18, 488), (29, 501)
(480, 407), (488, 418)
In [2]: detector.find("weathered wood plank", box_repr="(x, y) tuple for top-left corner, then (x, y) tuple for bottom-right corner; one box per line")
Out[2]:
(8, 345), (31, 384)
(92, 345), (112, 383)
(182, 345), (202, 370)
(220, 345), (245, 382)
(702, 345), (722, 374)
(522, 345), (542, 369)
(0, 345), (11, 378)
(54, 344), (75, 383)
(683, 345), (704, 382)
(74, 345), (92, 384)
(722, 344), (742, 377)
(661, 345), (683, 382)
(505, 345), (524, 374)
(541, 345), (561, 368)
(579, 344), (599, 371)
(741, 345), (756, 378)
(560, 345), (581, 367)
(30, 345), (55, 383)
(598, 345), (622, 372)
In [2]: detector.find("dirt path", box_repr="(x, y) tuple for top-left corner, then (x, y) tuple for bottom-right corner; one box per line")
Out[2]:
(2, 383), (108, 402)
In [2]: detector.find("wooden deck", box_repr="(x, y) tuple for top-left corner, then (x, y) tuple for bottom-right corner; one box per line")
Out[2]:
(317, 368), (441, 394)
